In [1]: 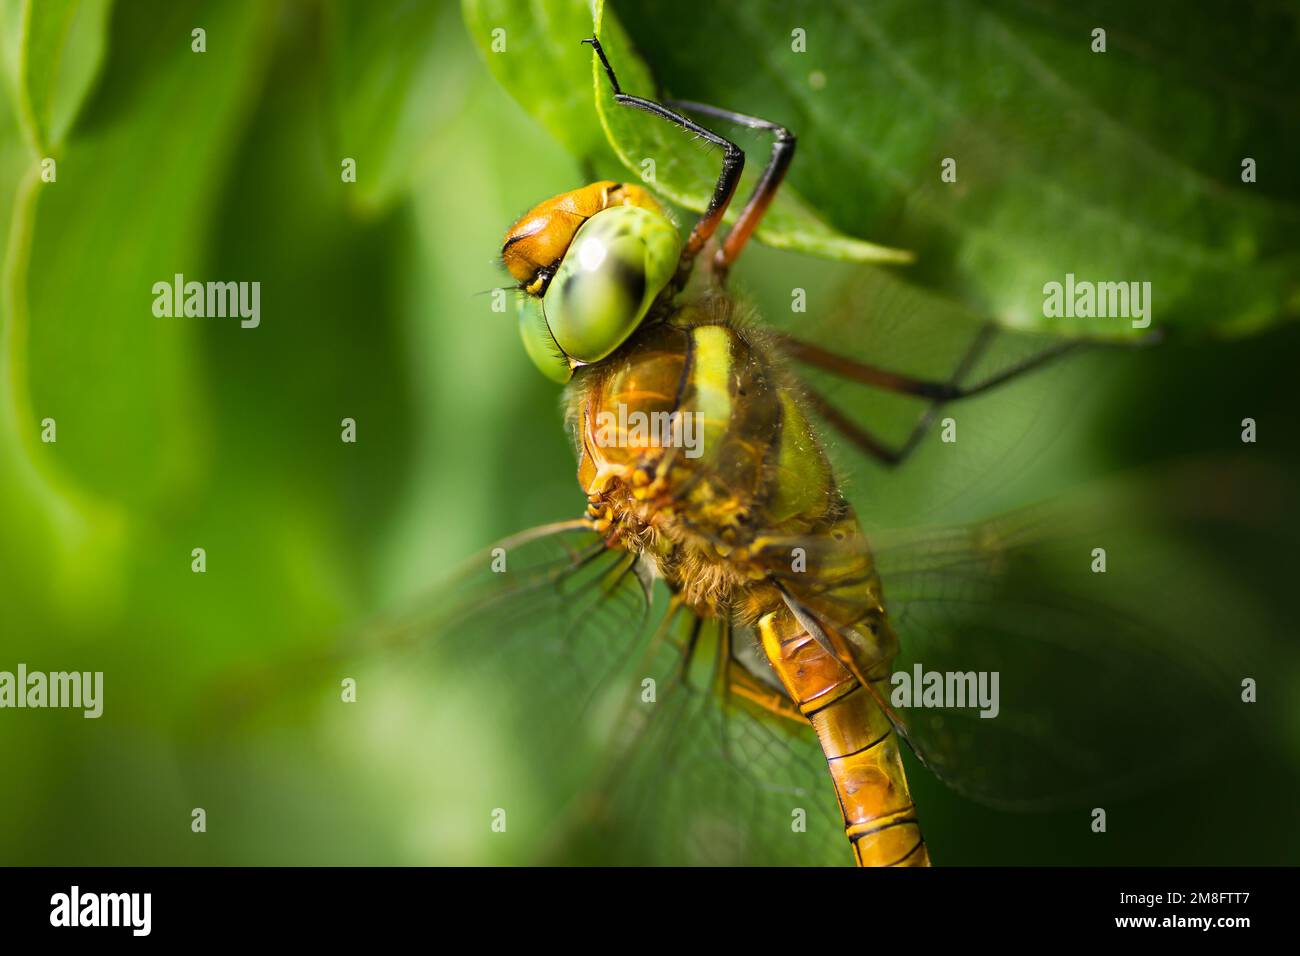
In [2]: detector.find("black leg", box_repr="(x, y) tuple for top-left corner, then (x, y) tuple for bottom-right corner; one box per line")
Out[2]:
(583, 37), (744, 283)
(802, 385), (913, 467)
(794, 326), (1166, 467)
(799, 325), (1005, 468)
(666, 100), (796, 283)
(774, 325), (1078, 403)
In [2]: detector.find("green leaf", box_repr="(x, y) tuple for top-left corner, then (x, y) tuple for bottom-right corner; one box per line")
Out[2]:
(0, 78), (107, 623)
(592, 0), (912, 265)
(23, 1), (275, 509)
(322, 0), (473, 215)
(0, 0), (113, 152)
(462, 0), (621, 169)
(0, 0), (118, 624)
(607, 0), (1300, 338)
(461, 0), (910, 263)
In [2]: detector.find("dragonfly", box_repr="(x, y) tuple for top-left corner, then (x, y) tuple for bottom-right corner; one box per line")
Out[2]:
(387, 36), (1243, 866)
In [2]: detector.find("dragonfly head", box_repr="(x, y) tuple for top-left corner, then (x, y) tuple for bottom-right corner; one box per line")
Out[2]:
(502, 182), (681, 383)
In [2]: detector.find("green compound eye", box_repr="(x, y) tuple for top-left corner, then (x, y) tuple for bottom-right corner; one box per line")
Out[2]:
(518, 297), (573, 384)
(542, 205), (681, 365)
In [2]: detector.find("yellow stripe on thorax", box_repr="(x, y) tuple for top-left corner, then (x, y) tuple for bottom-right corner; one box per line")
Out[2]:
(767, 392), (833, 524)
(689, 326), (732, 463)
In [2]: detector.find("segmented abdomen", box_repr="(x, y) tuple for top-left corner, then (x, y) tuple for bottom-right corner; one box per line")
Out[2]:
(758, 606), (930, 866)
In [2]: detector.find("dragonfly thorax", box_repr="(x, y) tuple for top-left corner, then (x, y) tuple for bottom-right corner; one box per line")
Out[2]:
(569, 304), (894, 649)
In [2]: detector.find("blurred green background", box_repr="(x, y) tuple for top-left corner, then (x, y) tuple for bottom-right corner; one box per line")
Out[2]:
(1, 0), (1297, 865)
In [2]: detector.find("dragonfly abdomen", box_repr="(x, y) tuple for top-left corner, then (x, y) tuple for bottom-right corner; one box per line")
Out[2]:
(758, 606), (930, 867)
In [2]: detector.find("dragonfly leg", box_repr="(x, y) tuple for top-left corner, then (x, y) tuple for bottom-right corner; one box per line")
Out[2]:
(675, 614), (703, 684)
(775, 325), (1082, 403)
(790, 325), (1085, 467)
(666, 100), (795, 284)
(711, 604), (804, 724)
(583, 38), (744, 283)
(726, 664), (806, 723)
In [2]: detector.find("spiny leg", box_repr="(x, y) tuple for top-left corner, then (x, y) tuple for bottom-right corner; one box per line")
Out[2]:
(713, 616), (736, 763)
(774, 325), (1078, 403)
(675, 613), (704, 685)
(796, 324), (1042, 467)
(667, 100), (795, 283)
(583, 37), (744, 285)
(800, 386), (908, 465)
(727, 664), (807, 724)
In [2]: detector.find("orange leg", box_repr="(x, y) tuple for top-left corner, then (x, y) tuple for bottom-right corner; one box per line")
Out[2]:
(790, 325), (1079, 468)
(583, 38), (744, 283)
(726, 662), (806, 724)
(667, 100), (796, 283)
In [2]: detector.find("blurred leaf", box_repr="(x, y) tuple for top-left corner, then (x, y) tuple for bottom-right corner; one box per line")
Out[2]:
(322, 0), (471, 214)
(611, 0), (1300, 338)
(0, 5), (124, 625)
(0, 0), (113, 151)
(0, 80), (92, 622)
(462, 0), (620, 169)
(23, 0), (273, 515)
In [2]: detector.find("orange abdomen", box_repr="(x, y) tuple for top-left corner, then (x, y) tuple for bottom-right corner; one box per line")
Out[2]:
(758, 607), (930, 867)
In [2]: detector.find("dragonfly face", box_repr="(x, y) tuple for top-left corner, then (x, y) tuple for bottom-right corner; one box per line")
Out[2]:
(502, 181), (680, 382)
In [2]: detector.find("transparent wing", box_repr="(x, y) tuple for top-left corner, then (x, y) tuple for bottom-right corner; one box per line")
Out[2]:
(361, 461), (1292, 858)
(548, 610), (849, 865)
(761, 264), (1110, 527)
(755, 268), (1292, 809)
(367, 518), (849, 865)
(863, 462), (1293, 809)
(374, 519), (652, 716)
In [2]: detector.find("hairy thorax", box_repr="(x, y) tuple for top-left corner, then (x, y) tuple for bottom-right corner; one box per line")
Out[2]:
(567, 299), (853, 623)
